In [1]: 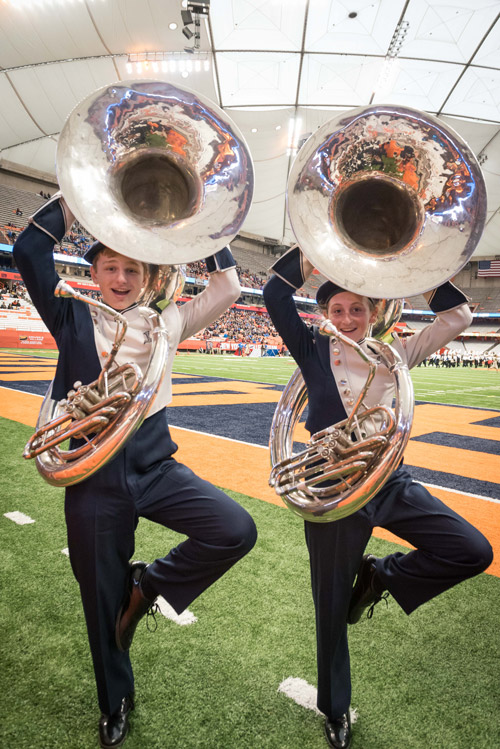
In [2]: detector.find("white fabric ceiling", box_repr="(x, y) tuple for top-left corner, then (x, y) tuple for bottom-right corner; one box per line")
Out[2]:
(0, 0), (499, 258)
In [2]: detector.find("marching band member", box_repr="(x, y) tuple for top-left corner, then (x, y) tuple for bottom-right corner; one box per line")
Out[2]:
(14, 194), (257, 748)
(263, 245), (492, 749)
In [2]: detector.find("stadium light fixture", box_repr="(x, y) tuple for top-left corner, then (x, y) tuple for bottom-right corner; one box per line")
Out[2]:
(126, 51), (210, 76)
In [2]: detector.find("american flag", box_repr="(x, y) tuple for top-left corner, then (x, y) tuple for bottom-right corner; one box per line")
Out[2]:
(477, 260), (500, 277)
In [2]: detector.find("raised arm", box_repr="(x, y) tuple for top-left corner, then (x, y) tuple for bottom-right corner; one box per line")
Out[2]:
(399, 282), (472, 369)
(13, 194), (75, 336)
(263, 245), (316, 363)
(179, 246), (241, 341)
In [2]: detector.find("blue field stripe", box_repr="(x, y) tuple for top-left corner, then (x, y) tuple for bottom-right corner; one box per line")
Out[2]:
(2, 367), (499, 499)
(0, 380), (49, 396)
(168, 403), (275, 446)
(407, 465), (499, 499)
(473, 415), (500, 428)
(411, 432), (500, 455)
(177, 389), (255, 396)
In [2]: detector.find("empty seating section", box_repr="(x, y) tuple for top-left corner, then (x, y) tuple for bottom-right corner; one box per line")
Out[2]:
(0, 184), (45, 231)
(0, 298), (49, 332)
(467, 287), (500, 313)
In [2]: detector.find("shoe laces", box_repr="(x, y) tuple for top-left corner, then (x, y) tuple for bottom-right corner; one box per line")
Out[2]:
(367, 590), (389, 619)
(146, 601), (160, 633)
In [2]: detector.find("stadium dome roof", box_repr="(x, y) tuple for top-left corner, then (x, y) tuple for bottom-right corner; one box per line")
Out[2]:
(0, 0), (499, 257)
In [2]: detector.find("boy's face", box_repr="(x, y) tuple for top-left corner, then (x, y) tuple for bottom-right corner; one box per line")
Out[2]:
(90, 249), (146, 310)
(326, 291), (377, 342)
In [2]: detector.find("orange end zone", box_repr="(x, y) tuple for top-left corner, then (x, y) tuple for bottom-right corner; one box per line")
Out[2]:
(0, 386), (42, 427)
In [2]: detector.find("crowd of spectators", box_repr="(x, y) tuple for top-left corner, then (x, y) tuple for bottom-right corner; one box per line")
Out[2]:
(186, 260), (210, 282)
(202, 307), (279, 344)
(2, 210), (305, 300)
(0, 280), (29, 309)
(1, 271), (499, 364)
(184, 261), (267, 290)
(236, 267), (267, 289)
(1, 200), (498, 358)
(2, 217), (93, 259)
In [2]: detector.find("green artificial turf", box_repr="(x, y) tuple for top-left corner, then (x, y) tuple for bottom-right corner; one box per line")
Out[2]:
(1, 416), (500, 748)
(171, 353), (500, 410)
(1, 347), (59, 359)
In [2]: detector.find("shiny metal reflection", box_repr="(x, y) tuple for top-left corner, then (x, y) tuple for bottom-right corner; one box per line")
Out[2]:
(57, 80), (254, 265)
(269, 319), (414, 522)
(23, 280), (168, 487)
(287, 105), (486, 298)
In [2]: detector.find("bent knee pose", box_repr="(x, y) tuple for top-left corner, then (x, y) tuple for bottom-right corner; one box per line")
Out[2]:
(263, 246), (492, 749)
(14, 195), (257, 748)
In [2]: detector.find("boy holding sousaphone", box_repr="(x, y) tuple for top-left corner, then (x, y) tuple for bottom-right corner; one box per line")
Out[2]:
(263, 244), (492, 748)
(14, 193), (257, 748)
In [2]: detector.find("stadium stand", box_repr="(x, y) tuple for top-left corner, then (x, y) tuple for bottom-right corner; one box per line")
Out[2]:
(0, 184), (45, 229)
(1, 181), (500, 357)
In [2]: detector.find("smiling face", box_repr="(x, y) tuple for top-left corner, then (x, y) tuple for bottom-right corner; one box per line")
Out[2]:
(90, 249), (147, 310)
(326, 291), (378, 342)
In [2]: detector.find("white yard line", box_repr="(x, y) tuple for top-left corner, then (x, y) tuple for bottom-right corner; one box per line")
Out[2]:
(422, 482), (500, 504)
(4, 511), (35, 525)
(170, 423), (269, 449)
(278, 677), (322, 714)
(277, 677), (358, 723)
(156, 596), (197, 625)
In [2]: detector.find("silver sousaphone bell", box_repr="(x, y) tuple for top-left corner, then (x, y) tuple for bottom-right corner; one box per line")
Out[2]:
(287, 104), (486, 299)
(57, 79), (254, 265)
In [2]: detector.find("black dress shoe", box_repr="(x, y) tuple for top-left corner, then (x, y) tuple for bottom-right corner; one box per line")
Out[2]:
(116, 561), (157, 652)
(347, 554), (388, 624)
(99, 693), (134, 748)
(324, 712), (351, 748)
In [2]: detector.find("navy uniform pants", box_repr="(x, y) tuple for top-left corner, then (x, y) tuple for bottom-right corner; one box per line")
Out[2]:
(64, 412), (257, 716)
(304, 467), (493, 720)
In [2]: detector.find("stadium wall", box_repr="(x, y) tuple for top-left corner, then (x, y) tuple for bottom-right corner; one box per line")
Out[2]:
(0, 159), (57, 195)
(0, 330), (56, 348)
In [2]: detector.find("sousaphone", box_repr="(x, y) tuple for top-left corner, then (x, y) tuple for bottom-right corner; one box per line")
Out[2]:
(269, 105), (486, 521)
(24, 80), (254, 487)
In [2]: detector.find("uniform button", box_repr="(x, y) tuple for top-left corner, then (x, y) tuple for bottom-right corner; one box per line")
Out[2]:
(343, 388), (350, 395)
(340, 379), (347, 386)
(102, 351), (108, 357)
(334, 360), (341, 366)
(347, 398), (354, 406)
(333, 348), (340, 355)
